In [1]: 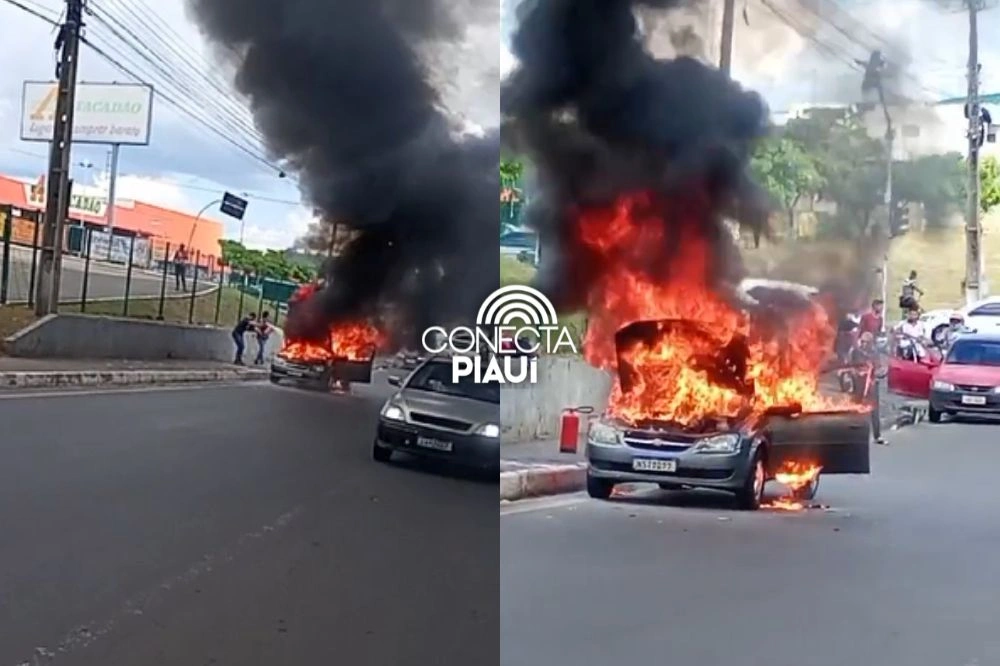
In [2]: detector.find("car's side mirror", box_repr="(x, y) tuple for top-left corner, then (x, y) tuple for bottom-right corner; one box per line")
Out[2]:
(387, 375), (402, 387)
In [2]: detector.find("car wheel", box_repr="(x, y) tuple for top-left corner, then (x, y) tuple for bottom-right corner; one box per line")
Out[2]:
(586, 474), (614, 500)
(269, 374), (280, 384)
(931, 324), (949, 346)
(735, 450), (766, 511)
(372, 439), (393, 463)
(928, 405), (943, 423)
(792, 474), (820, 502)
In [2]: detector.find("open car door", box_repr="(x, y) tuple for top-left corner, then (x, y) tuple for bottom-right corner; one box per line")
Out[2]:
(329, 346), (376, 384)
(886, 340), (936, 399)
(765, 411), (870, 475)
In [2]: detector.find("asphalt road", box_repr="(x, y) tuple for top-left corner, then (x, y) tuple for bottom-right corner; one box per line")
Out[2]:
(0, 379), (497, 665)
(2, 243), (174, 302)
(502, 419), (1000, 666)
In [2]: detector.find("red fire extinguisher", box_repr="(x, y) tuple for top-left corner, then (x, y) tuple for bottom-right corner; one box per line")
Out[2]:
(559, 406), (595, 454)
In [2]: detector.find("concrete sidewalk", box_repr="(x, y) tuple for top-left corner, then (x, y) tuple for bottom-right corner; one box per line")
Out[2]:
(500, 437), (587, 502)
(0, 357), (266, 389)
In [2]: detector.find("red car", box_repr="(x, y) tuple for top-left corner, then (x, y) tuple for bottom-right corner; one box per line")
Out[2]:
(888, 332), (1000, 422)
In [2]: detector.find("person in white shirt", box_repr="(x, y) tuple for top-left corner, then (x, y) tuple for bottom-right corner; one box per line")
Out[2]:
(893, 308), (927, 360)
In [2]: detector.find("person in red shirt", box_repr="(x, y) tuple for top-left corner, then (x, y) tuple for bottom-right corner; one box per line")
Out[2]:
(858, 298), (884, 335)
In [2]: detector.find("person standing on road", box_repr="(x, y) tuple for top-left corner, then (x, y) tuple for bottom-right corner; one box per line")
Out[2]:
(174, 244), (189, 291)
(254, 311), (273, 365)
(232, 312), (257, 365)
(849, 332), (887, 445)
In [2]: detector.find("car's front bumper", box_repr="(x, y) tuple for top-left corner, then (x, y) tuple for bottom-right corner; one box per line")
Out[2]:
(375, 420), (498, 468)
(930, 389), (1000, 414)
(270, 361), (327, 382)
(586, 439), (753, 490)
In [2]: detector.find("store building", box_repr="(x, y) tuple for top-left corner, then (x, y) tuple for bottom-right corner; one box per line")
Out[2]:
(0, 173), (223, 269)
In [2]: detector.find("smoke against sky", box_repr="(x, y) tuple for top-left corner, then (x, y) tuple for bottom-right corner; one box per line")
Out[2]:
(503, 0), (770, 312)
(186, 0), (499, 343)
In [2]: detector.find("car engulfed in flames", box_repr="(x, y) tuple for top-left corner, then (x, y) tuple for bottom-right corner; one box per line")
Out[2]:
(270, 320), (384, 390)
(576, 192), (871, 510)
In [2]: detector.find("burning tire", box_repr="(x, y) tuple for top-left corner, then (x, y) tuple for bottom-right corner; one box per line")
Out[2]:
(735, 450), (766, 511)
(791, 474), (820, 501)
(586, 474), (614, 500)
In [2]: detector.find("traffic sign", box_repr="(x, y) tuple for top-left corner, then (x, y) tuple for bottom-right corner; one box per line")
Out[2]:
(220, 191), (248, 220)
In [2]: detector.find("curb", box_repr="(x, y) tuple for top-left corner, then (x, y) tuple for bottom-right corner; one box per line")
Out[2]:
(0, 368), (267, 389)
(499, 463), (587, 501)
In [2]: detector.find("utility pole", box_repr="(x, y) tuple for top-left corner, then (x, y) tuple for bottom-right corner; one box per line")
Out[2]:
(965, 0), (983, 304)
(719, 0), (736, 75)
(35, 0), (85, 315)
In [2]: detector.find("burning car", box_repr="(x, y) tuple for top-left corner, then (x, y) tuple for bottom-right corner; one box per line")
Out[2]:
(585, 319), (871, 510)
(270, 321), (382, 391)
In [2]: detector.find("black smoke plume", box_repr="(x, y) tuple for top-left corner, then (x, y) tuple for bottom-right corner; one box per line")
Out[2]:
(502, 0), (771, 311)
(186, 0), (499, 346)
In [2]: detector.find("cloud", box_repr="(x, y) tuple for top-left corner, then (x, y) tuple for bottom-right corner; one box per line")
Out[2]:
(240, 207), (315, 250)
(93, 172), (195, 211)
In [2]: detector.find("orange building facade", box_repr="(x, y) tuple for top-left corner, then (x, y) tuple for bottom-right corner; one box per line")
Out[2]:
(0, 173), (224, 267)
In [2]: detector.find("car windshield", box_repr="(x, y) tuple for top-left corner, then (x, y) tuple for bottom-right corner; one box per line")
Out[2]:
(946, 340), (1000, 366)
(406, 361), (500, 403)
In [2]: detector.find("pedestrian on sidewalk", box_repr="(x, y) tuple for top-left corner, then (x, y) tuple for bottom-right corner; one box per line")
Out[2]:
(174, 244), (189, 291)
(254, 311), (272, 365)
(232, 312), (257, 365)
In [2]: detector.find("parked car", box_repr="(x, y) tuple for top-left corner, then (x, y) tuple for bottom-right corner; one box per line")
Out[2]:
(887, 331), (1000, 422)
(920, 296), (1000, 345)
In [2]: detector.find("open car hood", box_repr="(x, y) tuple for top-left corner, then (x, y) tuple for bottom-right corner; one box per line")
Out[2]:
(613, 319), (756, 433)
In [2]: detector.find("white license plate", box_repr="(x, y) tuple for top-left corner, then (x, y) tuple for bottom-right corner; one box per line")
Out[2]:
(632, 458), (677, 472)
(962, 395), (987, 405)
(416, 436), (453, 452)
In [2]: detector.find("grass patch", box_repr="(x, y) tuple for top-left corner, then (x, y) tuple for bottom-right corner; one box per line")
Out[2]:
(62, 286), (273, 328)
(501, 255), (537, 286)
(0, 305), (38, 352)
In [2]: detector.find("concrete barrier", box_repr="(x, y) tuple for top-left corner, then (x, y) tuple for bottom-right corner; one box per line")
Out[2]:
(500, 355), (613, 443)
(3, 313), (284, 363)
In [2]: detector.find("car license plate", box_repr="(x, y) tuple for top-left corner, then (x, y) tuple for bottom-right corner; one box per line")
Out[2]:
(416, 436), (453, 452)
(632, 458), (676, 473)
(962, 395), (987, 405)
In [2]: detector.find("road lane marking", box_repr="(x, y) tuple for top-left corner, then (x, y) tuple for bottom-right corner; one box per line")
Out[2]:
(0, 381), (266, 400)
(501, 493), (589, 516)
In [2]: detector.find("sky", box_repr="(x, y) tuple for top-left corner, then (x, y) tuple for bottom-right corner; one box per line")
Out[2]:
(0, 0), (502, 250)
(2, 0), (997, 251)
(501, 0), (1000, 157)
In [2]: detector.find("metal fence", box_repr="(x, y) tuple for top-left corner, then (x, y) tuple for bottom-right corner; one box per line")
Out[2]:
(0, 204), (289, 328)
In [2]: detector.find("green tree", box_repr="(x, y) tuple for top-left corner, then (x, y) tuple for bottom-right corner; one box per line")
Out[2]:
(783, 107), (885, 239)
(750, 136), (824, 235)
(500, 157), (525, 232)
(893, 153), (965, 228)
(980, 155), (1000, 214)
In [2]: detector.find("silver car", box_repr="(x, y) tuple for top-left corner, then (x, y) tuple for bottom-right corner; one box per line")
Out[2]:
(373, 357), (500, 471)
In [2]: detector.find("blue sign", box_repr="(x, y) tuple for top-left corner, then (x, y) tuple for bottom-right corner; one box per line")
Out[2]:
(220, 191), (248, 220)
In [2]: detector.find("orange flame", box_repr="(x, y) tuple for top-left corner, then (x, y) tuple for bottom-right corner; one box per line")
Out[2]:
(764, 461), (823, 512)
(280, 321), (384, 363)
(574, 191), (856, 427)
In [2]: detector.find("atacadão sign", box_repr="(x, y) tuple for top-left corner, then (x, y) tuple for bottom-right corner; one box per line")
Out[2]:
(20, 81), (154, 145)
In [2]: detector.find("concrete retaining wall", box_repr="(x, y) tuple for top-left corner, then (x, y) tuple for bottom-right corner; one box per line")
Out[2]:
(3, 313), (284, 363)
(500, 355), (613, 443)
